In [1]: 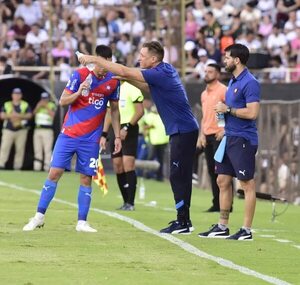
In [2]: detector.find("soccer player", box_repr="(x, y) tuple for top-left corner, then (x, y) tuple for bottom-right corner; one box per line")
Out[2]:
(101, 81), (144, 211)
(198, 44), (260, 240)
(23, 45), (121, 233)
(79, 41), (199, 234)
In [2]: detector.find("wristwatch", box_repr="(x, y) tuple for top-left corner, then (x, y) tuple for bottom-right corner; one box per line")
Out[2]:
(122, 123), (131, 131)
(226, 106), (231, 114)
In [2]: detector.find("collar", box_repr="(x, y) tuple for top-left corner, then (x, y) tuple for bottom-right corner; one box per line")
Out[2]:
(231, 68), (248, 82)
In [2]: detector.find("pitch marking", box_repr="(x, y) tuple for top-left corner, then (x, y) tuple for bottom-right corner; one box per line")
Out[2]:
(0, 181), (291, 285)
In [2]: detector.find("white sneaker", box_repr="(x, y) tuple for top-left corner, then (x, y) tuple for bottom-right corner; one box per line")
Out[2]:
(76, 220), (97, 233)
(23, 213), (45, 231)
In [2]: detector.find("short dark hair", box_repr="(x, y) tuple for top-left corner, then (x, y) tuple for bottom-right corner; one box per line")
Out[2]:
(224, 44), (250, 65)
(95, 45), (112, 59)
(142, 41), (164, 62)
(207, 63), (221, 73)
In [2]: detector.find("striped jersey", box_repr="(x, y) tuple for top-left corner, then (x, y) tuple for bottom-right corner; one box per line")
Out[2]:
(62, 67), (120, 142)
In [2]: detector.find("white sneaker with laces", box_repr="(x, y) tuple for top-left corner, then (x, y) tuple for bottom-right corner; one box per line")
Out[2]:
(23, 213), (45, 231)
(76, 220), (97, 233)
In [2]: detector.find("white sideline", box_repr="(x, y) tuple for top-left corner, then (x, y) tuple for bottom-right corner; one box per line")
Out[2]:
(0, 180), (291, 285)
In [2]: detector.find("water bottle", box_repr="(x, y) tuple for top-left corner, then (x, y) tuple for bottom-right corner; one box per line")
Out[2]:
(139, 177), (145, 200)
(81, 73), (92, 96)
(216, 112), (225, 127)
(75, 51), (95, 71)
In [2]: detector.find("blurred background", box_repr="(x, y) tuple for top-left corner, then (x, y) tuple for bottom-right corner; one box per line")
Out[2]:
(0, 0), (299, 203)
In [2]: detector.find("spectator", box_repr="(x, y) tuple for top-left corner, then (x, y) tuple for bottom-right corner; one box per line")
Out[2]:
(25, 23), (49, 64)
(258, 15), (274, 38)
(257, 0), (276, 16)
(195, 48), (216, 80)
(45, 13), (67, 43)
(74, 0), (100, 29)
(185, 7), (199, 41)
(51, 40), (71, 64)
(2, 30), (20, 65)
(267, 24), (288, 57)
(236, 30), (262, 52)
(240, 1), (262, 31)
(205, 37), (222, 63)
(33, 92), (57, 171)
(116, 33), (132, 60)
(283, 10), (300, 41)
(14, 0), (43, 26)
(201, 11), (222, 40)
(269, 55), (286, 83)
(0, 55), (13, 75)
(11, 16), (31, 49)
(97, 17), (110, 46)
(78, 25), (93, 55)
(211, 0), (235, 27)
(191, 0), (207, 27)
(0, 88), (32, 170)
(163, 37), (178, 66)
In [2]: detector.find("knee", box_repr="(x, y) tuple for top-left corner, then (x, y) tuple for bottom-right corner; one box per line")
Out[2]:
(80, 175), (92, 187)
(48, 168), (63, 182)
(217, 175), (232, 190)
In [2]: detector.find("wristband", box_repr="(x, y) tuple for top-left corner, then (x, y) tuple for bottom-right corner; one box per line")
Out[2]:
(101, 131), (108, 138)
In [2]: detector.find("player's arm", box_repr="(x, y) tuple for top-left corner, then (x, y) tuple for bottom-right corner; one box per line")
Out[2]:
(59, 80), (90, 106)
(118, 78), (150, 94)
(79, 55), (146, 83)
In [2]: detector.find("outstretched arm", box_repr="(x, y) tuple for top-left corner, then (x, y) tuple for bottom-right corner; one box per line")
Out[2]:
(79, 55), (146, 83)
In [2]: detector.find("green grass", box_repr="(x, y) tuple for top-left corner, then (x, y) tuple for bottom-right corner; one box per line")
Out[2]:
(0, 171), (299, 285)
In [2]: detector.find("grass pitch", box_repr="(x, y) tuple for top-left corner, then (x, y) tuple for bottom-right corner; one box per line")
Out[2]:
(0, 171), (299, 285)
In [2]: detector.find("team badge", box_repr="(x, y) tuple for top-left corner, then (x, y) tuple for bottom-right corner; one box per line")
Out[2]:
(106, 85), (111, 90)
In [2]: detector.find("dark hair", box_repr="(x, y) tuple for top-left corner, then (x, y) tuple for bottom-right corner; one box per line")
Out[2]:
(207, 63), (221, 73)
(95, 45), (112, 59)
(224, 43), (249, 65)
(142, 41), (164, 62)
(0, 55), (7, 63)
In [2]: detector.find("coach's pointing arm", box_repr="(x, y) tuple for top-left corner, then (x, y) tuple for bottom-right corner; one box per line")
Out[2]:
(78, 55), (150, 94)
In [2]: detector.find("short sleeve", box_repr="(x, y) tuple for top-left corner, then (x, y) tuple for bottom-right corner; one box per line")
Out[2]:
(109, 81), (120, 101)
(65, 70), (81, 93)
(141, 68), (161, 86)
(244, 80), (260, 103)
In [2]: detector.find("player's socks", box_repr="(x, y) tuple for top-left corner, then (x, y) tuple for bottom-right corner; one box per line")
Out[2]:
(126, 170), (137, 206)
(78, 185), (92, 221)
(116, 172), (128, 203)
(37, 179), (57, 214)
(218, 223), (228, 230)
(242, 226), (251, 234)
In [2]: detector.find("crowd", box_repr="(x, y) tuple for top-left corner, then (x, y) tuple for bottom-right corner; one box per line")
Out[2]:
(0, 0), (299, 82)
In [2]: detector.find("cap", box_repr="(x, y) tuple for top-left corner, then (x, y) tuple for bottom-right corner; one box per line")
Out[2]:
(12, 88), (22, 94)
(41, 92), (50, 99)
(184, 41), (196, 51)
(205, 37), (215, 46)
(197, 48), (208, 57)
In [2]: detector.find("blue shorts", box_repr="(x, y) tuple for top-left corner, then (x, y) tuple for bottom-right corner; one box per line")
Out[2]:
(215, 136), (257, 180)
(51, 134), (99, 176)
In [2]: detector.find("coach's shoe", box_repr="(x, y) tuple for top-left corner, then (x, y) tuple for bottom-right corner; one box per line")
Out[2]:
(76, 220), (97, 233)
(116, 203), (126, 210)
(198, 224), (230, 238)
(23, 213), (45, 231)
(160, 220), (190, 234)
(226, 228), (253, 241)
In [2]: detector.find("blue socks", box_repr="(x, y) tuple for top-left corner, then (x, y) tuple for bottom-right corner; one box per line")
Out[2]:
(37, 179), (57, 214)
(78, 185), (92, 221)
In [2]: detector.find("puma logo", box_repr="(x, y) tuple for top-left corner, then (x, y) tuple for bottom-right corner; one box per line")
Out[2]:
(85, 193), (92, 197)
(239, 170), (246, 176)
(43, 185), (50, 191)
(173, 161), (179, 167)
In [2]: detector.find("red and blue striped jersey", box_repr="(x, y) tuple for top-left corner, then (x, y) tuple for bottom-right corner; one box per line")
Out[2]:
(62, 67), (120, 142)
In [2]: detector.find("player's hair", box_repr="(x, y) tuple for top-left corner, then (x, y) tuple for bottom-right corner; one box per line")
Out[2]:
(207, 63), (221, 73)
(142, 41), (164, 62)
(224, 44), (249, 65)
(95, 45), (112, 59)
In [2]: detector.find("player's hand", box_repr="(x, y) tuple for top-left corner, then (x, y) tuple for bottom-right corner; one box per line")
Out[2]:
(113, 137), (122, 154)
(100, 136), (107, 150)
(200, 133), (206, 148)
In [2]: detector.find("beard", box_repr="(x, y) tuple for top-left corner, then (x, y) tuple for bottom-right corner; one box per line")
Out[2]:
(225, 63), (236, 73)
(204, 77), (216, 84)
